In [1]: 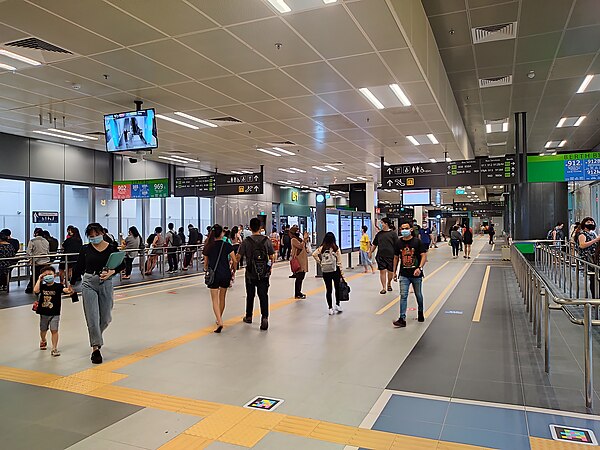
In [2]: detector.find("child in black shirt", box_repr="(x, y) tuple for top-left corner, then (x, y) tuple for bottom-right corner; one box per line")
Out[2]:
(33, 266), (72, 356)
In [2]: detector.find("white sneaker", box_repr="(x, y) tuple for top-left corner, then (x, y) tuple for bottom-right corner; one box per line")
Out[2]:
(328, 308), (335, 315)
(335, 304), (343, 313)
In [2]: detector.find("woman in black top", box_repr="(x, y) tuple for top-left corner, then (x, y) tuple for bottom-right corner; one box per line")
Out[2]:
(202, 224), (236, 333)
(59, 226), (83, 284)
(72, 223), (125, 364)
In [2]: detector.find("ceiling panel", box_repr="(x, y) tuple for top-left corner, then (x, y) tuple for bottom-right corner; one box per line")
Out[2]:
(240, 69), (311, 99)
(318, 90), (371, 113)
(346, 0), (408, 51)
(201, 76), (273, 104)
(515, 32), (562, 63)
(380, 48), (425, 82)
(447, 70), (479, 91)
(422, 0), (466, 16)
(474, 40), (515, 68)
(558, 25), (600, 58)
(550, 54), (596, 80)
(187, 0), (274, 26)
(329, 53), (394, 88)
(282, 95), (338, 117)
(468, 2), (519, 27)
(439, 45), (476, 73)
(282, 61), (351, 94)
(166, 81), (237, 108)
(246, 99), (305, 120)
(428, 11), (471, 49)
(568, 0), (600, 28)
(518, 0), (573, 36)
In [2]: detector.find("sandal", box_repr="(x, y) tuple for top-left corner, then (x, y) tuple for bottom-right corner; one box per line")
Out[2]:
(40, 340), (47, 350)
(387, 286), (393, 291)
(380, 289), (386, 295)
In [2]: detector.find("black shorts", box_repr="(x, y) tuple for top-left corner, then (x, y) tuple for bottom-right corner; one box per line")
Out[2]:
(376, 255), (394, 272)
(208, 277), (231, 289)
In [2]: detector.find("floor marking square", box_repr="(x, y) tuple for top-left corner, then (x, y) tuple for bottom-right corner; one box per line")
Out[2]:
(243, 396), (284, 412)
(550, 424), (598, 445)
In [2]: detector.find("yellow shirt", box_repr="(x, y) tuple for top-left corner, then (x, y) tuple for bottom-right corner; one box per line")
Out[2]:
(360, 233), (371, 252)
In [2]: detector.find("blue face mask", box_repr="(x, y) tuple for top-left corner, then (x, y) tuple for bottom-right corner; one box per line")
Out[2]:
(43, 274), (55, 284)
(89, 235), (103, 245)
(401, 229), (412, 237)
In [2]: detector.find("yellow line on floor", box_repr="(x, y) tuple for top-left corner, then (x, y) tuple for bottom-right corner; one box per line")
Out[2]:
(492, 243), (496, 252)
(375, 262), (451, 315)
(424, 264), (470, 319)
(472, 266), (491, 322)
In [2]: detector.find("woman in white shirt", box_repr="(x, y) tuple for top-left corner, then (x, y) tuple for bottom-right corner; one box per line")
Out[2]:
(312, 232), (345, 315)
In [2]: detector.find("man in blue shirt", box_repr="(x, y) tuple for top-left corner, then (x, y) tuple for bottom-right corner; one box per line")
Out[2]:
(419, 222), (432, 248)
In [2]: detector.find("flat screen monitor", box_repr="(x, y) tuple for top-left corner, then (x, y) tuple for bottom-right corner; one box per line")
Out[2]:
(402, 189), (431, 206)
(104, 109), (158, 152)
(326, 211), (339, 238)
(340, 213), (352, 252)
(352, 214), (363, 250)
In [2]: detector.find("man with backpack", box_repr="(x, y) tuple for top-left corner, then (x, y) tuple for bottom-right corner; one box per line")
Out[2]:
(166, 222), (182, 274)
(236, 217), (275, 330)
(182, 224), (199, 271)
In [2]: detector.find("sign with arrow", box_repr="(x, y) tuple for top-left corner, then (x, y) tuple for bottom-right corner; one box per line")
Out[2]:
(32, 211), (59, 224)
(216, 172), (264, 196)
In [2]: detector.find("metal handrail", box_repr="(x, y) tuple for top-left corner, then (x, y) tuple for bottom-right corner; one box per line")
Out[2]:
(512, 241), (600, 409)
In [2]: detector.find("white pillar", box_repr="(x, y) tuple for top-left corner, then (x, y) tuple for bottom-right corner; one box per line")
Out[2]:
(366, 181), (376, 229)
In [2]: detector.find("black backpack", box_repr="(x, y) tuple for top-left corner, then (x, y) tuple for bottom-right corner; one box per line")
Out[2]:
(170, 231), (182, 247)
(246, 236), (269, 280)
(146, 233), (155, 246)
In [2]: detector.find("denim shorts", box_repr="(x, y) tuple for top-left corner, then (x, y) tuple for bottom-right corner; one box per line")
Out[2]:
(40, 315), (60, 332)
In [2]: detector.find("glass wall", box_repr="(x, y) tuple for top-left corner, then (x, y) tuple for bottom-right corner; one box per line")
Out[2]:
(121, 199), (143, 239)
(166, 196), (182, 231)
(0, 179), (25, 245)
(95, 187), (119, 238)
(148, 198), (162, 233)
(199, 197), (212, 235)
(30, 181), (61, 240)
(64, 185), (90, 238)
(183, 197), (198, 229)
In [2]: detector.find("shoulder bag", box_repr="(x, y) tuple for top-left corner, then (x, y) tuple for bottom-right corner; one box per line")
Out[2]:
(290, 244), (302, 273)
(204, 241), (225, 286)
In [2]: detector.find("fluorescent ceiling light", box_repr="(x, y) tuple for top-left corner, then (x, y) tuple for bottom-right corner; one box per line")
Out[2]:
(359, 88), (384, 109)
(0, 49), (41, 66)
(539, 153), (546, 156)
(169, 155), (199, 163)
(389, 84), (411, 106)
(324, 165), (339, 171)
(556, 117), (566, 128)
(486, 124), (492, 133)
(0, 62), (16, 71)
(289, 167), (306, 173)
(266, 0), (291, 13)
(429, 158), (437, 163)
(241, 170), (254, 174)
(159, 156), (187, 164)
(466, 186), (472, 189)
(323, 0), (337, 3)
(427, 134), (439, 144)
(278, 168), (295, 173)
(487, 142), (507, 147)
(368, 162), (380, 169)
(357, 176), (368, 181)
(287, 180), (300, 185)
(347, 177), (358, 181)
(273, 147), (295, 156)
(502, 122), (509, 132)
(559, 140), (567, 147)
(32, 130), (83, 142)
(446, 157), (452, 162)
(156, 114), (199, 129)
(406, 135), (419, 146)
(258, 148), (281, 157)
(551, 151), (557, 156)
(278, 180), (291, 184)
(231, 170), (243, 174)
(383, 162), (391, 166)
(174, 112), (217, 128)
(545, 141), (552, 149)
(577, 75), (594, 93)
(574, 116), (586, 126)
(312, 166), (328, 172)
(49, 129), (98, 141)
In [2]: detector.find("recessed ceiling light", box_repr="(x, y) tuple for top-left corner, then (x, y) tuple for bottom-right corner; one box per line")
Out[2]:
(347, 177), (358, 181)
(168, 155), (199, 163)
(383, 162), (391, 166)
(156, 114), (199, 129)
(278, 180), (291, 185)
(427, 134), (439, 144)
(174, 112), (217, 128)
(0, 49), (41, 66)
(323, 0), (337, 3)
(312, 166), (328, 172)
(466, 186), (472, 189)
(545, 141), (552, 149)
(33, 130), (83, 142)
(406, 136), (420, 146)
(48, 129), (98, 141)
(577, 74), (594, 93)
(324, 165), (339, 171)
(359, 88), (384, 109)
(357, 176), (368, 181)
(241, 170), (254, 174)
(557, 117), (567, 128)
(272, 147), (295, 156)
(539, 152), (546, 156)
(278, 168), (295, 173)
(389, 84), (411, 106)
(289, 167), (306, 173)
(368, 162), (380, 169)
(0, 62), (16, 71)
(502, 122), (509, 132)
(258, 148), (281, 157)
(429, 158), (437, 163)
(551, 151), (557, 155)
(159, 156), (188, 164)
(559, 140), (567, 147)
(574, 116), (586, 126)
(446, 157), (452, 162)
(266, 0), (291, 13)
(287, 180), (300, 185)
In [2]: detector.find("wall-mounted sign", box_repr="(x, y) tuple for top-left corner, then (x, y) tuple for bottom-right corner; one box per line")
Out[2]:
(528, 152), (600, 182)
(112, 178), (168, 199)
(291, 191), (299, 202)
(32, 211), (59, 224)
(216, 172), (263, 195)
(174, 175), (216, 197)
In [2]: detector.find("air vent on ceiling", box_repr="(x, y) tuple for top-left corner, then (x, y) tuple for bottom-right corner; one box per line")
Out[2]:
(167, 150), (187, 154)
(479, 75), (513, 88)
(471, 22), (517, 44)
(267, 140), (296, 147)
(210, 116), (242, 124)
(86, 132), (105, 137)
(5, 37), (72, 54)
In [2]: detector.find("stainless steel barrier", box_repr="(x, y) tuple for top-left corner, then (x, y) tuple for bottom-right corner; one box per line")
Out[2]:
(512, 241), (600, 409)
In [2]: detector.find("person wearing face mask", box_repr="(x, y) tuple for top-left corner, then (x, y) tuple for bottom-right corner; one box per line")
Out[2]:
(33, 266), (72, 357)
(419, 222), (432, 248)
(289, 225), (309, 299)
(71, 223), (125, 364)
(577, 217), (600, 297)
(370, 218), (398, 294)
(392, 221), (428, 327)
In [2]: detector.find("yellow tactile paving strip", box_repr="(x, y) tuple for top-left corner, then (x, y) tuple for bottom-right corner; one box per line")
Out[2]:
(529, 436), (585, 449)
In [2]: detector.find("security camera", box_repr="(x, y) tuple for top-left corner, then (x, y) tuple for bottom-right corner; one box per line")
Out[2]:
(129, 157), (138, 164)
(312, 180), (318, 186)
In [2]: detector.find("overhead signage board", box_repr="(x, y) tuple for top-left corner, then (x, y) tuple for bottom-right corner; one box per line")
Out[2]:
(453, 201), (504, 212)
(382, 155), (516, 189)
(528, 152), (600, 182)
(32, 211), (59, 224)
(174, 175), (216, 197)
(216, 172), (263, 195)
(112, 178), (168, 200)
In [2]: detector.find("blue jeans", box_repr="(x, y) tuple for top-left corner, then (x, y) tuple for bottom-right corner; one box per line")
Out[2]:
(81, 274), (114, 348)
(399, 275), (424, 319)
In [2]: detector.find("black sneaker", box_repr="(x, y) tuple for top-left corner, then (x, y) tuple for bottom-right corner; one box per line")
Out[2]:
(91, 349), (102, 364)
(243, 316), (252, 324)
(418, 312), (425, 322)
(393, 318), (407, 328)
(260, 317), (269, 331)
(295, 294), (306, 299)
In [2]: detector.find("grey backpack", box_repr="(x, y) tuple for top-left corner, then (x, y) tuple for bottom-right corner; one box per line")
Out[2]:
(321, 249), (337, 273)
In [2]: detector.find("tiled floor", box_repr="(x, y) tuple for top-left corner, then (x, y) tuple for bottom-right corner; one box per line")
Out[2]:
(0, 238), (599, 449)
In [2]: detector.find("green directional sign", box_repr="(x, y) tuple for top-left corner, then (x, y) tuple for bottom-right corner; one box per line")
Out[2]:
(528, 152), (600, 182)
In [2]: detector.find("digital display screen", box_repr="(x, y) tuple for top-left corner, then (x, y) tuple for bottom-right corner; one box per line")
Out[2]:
(353, 214), (363, 250)
(528, 152), (600, 182)
(326, 211), (339, 238)
(340, 214), (352, 252)
(402, 189), (431, 206)
(112, 178), (168, 199)
(104, 109), (158, 152)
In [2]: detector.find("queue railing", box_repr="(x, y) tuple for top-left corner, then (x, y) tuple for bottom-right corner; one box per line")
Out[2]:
(512, 241), (600, 409)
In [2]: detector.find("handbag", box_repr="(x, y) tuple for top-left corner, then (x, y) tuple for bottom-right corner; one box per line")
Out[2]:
(204, 241), (225, 286)
(339, 278), (351, 302)
(290, 255), (301, 273)
(32, 300), (38, 312)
